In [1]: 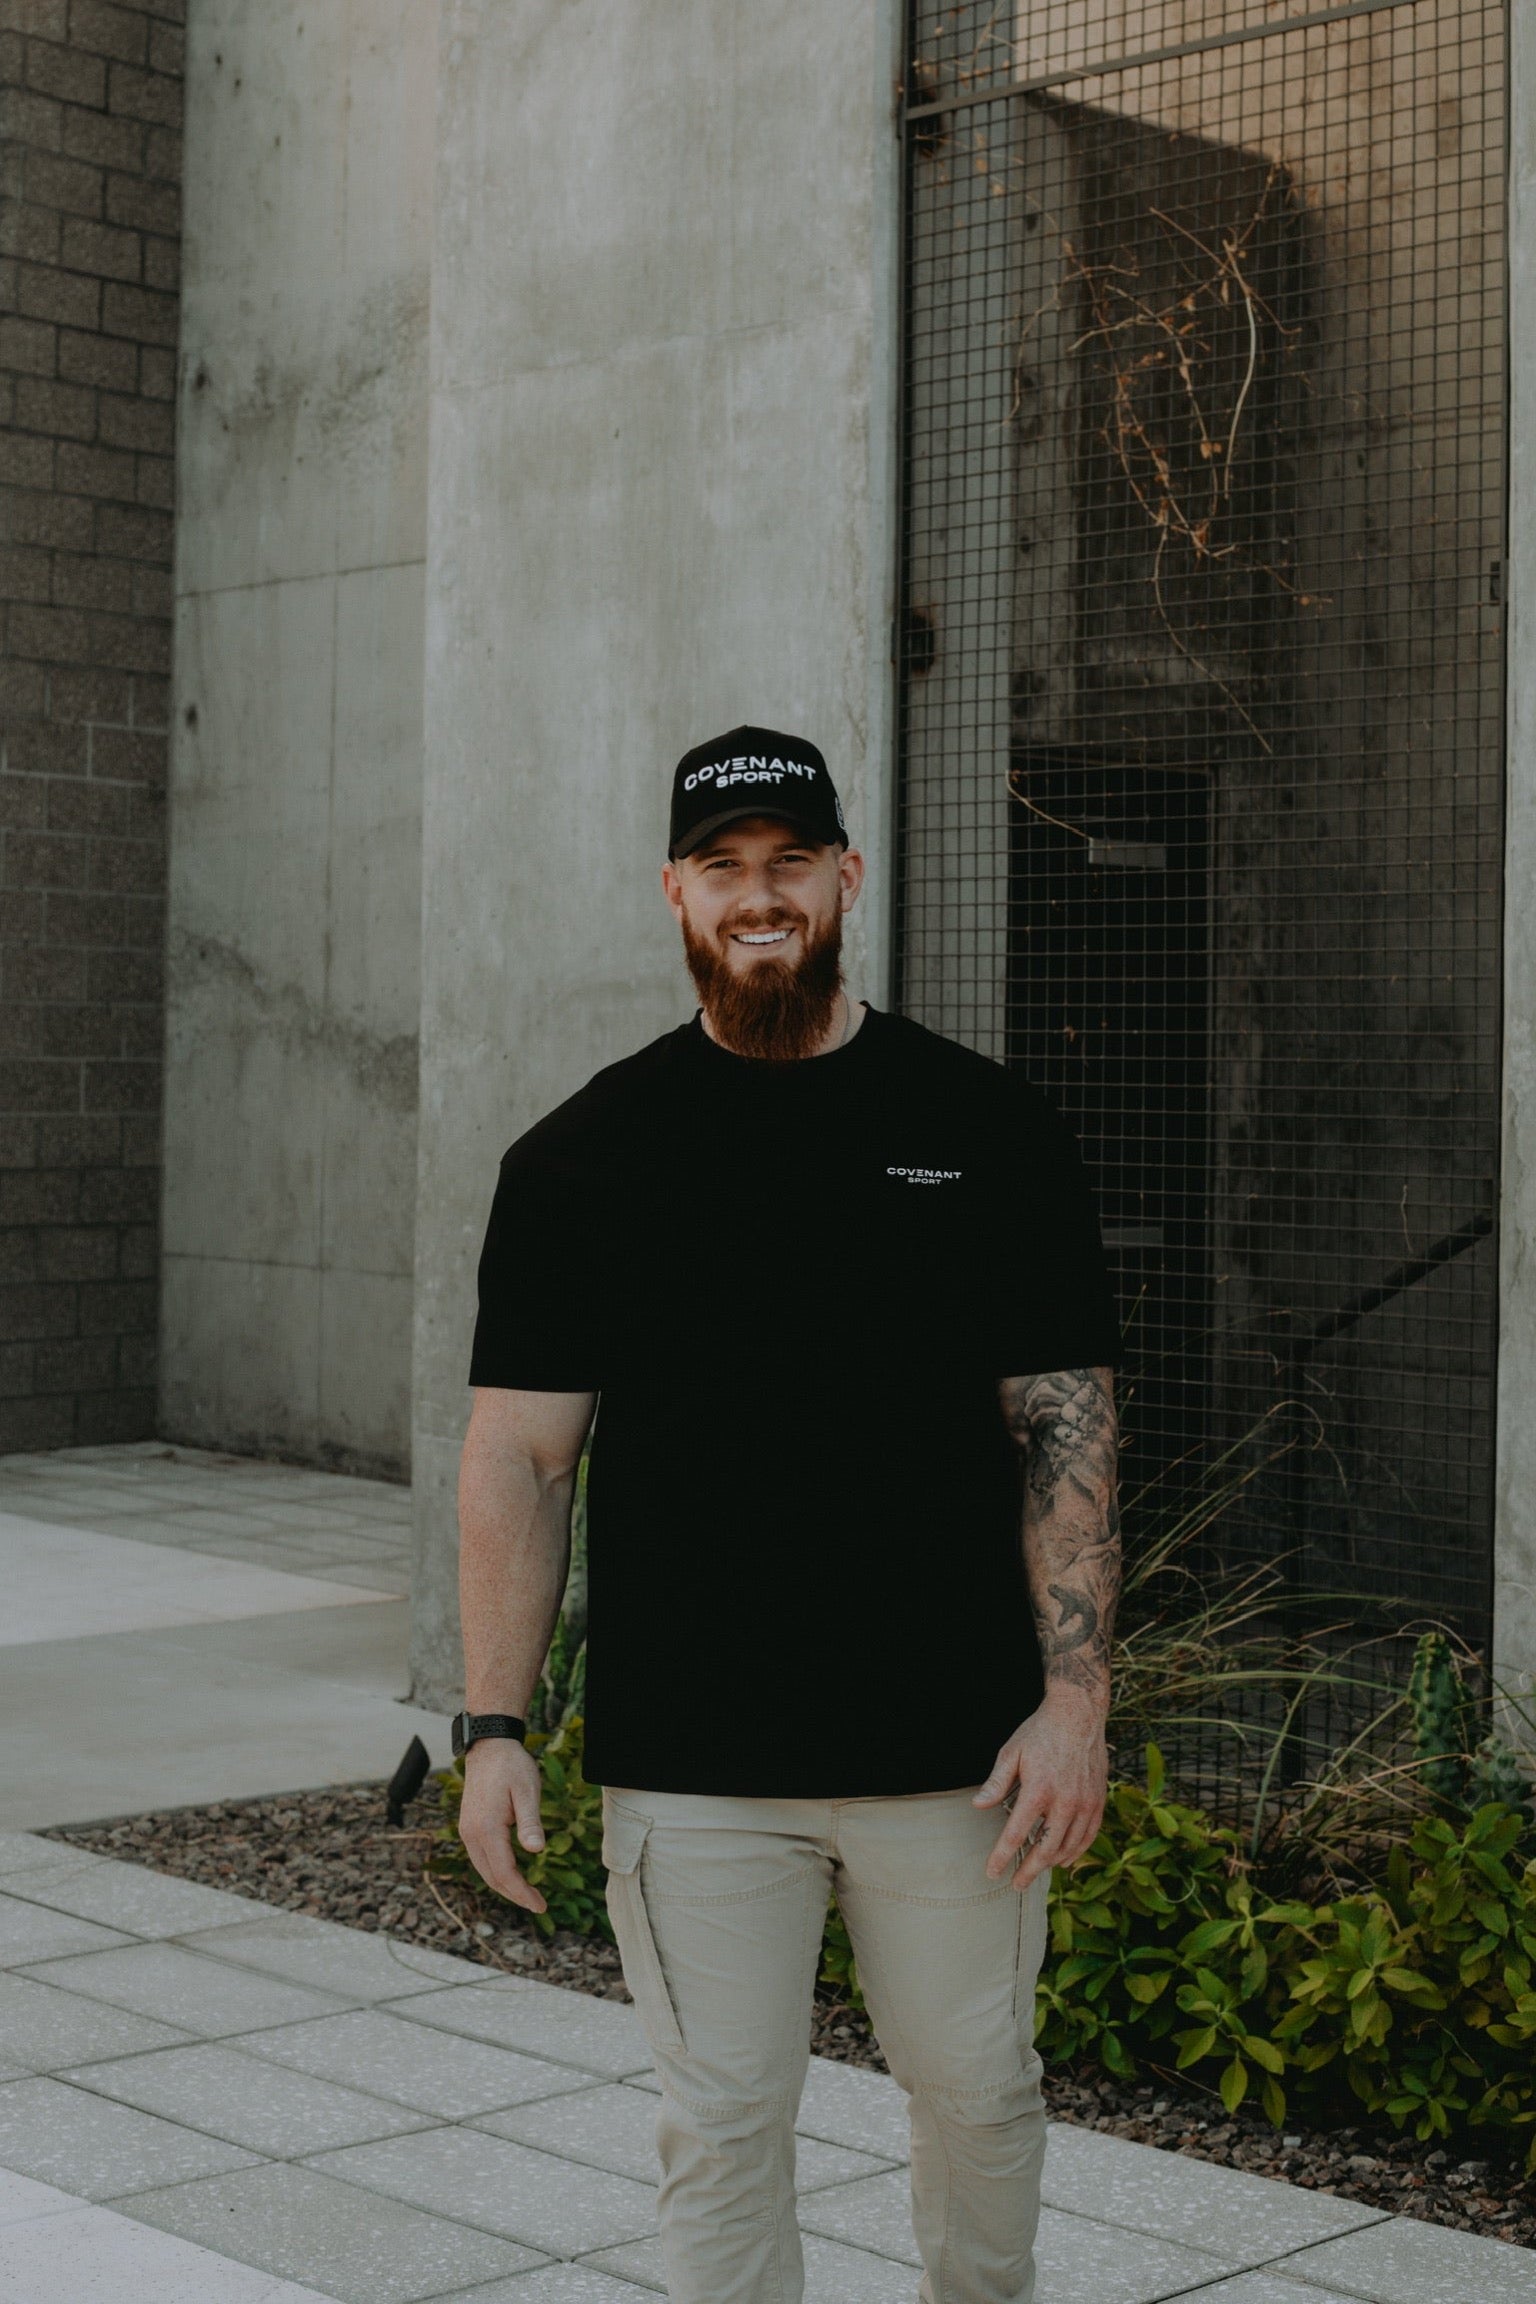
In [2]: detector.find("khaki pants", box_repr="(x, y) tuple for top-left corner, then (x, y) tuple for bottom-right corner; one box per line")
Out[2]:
(601, 1783), (1050, 2304)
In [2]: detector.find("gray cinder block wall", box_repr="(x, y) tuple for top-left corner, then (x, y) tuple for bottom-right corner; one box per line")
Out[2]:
(0, 0), (183, 1453)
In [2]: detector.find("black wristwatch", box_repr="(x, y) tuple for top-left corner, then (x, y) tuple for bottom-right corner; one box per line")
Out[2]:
(451, 1711), (527, 1760)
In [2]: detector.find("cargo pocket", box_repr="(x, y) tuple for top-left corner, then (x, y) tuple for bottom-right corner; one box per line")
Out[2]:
(602, 1800), (685, 2054)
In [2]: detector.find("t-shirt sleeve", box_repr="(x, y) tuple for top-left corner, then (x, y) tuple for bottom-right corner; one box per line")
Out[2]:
(990, 1092), (1124, 1376)
(467, 1137), (599, 1391)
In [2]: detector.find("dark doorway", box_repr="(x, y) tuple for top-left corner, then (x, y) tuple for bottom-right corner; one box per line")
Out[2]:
(1007, 749), (1213, 1517)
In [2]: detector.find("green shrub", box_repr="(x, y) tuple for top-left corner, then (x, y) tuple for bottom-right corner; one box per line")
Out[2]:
(433, 1715), (611, 1942)
(816, 1746), (1536, 2162)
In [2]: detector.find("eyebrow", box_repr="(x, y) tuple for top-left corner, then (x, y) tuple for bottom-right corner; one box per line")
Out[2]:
(693, 837), (821, 862)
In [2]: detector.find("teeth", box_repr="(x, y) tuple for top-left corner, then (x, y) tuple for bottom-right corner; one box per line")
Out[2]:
(735, 930), (790, 944)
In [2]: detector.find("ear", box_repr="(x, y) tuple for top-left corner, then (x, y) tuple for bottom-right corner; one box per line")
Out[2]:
(662, 859), (685, 924)
(836, 847), (865, 914)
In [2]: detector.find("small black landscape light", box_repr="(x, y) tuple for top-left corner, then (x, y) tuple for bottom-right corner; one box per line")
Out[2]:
(386, 1735), (432, 1827)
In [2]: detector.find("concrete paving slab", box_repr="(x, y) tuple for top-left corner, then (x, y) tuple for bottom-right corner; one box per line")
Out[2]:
(142, 1593), (421, 1695)
(0, 1893), (127, 1967)
(0, 2168), (78, 2225)
(1171, 2278), (1369, 2304)
(0, 2075), (257, 2197)
(21, 1942), (354, 2035)
(579, 2231), (919, 2301)
(162, 1536), (366, 1576)
(8, 1860), (275, 1940)
(0, 1835), (104, 1879)
(239, 2008), (602, 2119)
(310, 2126), (659, 2256)
(430, 2274), (657, 2304)
(292, 1561), (410, 1594)
(476, 2080), (895, 2193)
(790, 2055), (911, 2160)
(0, 1514), (389, 1644)
(117, 2161), (547, 2304)
(152, 1506), (283, 1537)
(0, 2200), (338, 2303)
(63, 2041), (436, 2156)
(179, 1911), (478, 2001)
(0, 1616), (448, 1829)
(0, 1969), (194, 2068)
(389, 1981), (653, 2079)
(258, 1503), (402, 1534)
(796, 2168), (1253, 2300)
(1031, 2204), (1261, 2304)
(1279, 2214), (1536, 2302)
(1041, 2121), (1387, 2261)
(791, 2164), (920, 2263)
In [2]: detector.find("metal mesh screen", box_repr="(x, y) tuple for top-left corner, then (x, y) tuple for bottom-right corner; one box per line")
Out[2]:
(898, 0), (1505, 1655)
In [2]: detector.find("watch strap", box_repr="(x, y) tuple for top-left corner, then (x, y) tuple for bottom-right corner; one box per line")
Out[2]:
(452, 1710), (527, 1759)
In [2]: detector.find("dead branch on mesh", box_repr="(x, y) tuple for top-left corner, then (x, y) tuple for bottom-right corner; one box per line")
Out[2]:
(1016, 163), (1326, 750)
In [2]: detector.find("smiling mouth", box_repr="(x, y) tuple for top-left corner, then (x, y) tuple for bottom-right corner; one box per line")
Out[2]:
(731, 929), (793, 946)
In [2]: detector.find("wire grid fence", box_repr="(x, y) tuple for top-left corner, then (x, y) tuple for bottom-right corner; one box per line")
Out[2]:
(897, 0), (1506, 1809)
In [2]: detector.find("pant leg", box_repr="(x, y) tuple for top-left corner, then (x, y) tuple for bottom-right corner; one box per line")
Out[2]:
(832, 1787), (1051, 2304)
(601, 1786), (833, 2304)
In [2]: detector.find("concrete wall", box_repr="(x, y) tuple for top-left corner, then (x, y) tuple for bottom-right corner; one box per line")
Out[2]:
(1497, 0), (1535, 1727)
(408, 0), (904, 1706)
(161, 0), (434, 1476)
(1, 0), (184, 1452)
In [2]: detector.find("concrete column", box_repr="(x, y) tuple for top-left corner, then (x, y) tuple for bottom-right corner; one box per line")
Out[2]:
(1496, 0), (1536, 1732)
(163, 0), (435, 1476)
(409, 0), (905, 1705)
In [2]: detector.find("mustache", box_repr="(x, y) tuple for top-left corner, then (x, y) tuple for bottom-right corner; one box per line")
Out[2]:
(718, 907), (808, 935)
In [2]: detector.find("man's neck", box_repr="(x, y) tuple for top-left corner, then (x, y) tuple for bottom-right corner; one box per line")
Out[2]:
(701, 989), (867, 1060)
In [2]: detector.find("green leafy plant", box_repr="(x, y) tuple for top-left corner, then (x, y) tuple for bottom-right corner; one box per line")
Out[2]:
(1057, 1758), (1536, 2159)
(525, 1448), (590, 1738)
(433, 1714), (610, 1941)
(1032, 1745), (1305, 2117)
(816, 1745), (1536, 2162)
(819, 1896), (863, 2011)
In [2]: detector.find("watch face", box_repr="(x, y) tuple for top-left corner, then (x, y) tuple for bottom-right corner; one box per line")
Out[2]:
(451, 1711), (468, 1759)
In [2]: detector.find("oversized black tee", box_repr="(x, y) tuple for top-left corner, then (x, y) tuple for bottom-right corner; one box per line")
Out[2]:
(468, 1006), (1122, 1797)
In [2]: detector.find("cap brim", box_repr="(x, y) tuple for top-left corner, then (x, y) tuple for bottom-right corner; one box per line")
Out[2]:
(670, 803), (846, 859)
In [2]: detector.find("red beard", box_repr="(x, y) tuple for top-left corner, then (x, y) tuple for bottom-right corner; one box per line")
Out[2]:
(683, 906), (845, 1062)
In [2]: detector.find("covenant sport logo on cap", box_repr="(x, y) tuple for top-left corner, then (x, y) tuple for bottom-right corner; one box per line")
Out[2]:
(668, 724), (848, 859)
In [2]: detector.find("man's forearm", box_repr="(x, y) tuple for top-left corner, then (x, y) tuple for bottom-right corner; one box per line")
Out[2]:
(458, 1433), (575, 1715)
(997, 1366), (1121, 1713)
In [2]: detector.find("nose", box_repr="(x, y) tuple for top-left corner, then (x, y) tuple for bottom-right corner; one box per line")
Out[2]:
(729, 878), (795, 924)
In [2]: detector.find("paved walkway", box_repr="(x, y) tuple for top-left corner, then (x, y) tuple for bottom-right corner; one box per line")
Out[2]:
(0, 1442), (445, 1828)
(0, 1443), (1531, 2303)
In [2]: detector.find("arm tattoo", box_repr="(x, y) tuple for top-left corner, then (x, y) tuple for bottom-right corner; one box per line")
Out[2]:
(998, 1366), (1121, 1705)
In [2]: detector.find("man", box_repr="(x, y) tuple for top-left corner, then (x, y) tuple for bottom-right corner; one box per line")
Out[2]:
(456, 725), (1122, 2304)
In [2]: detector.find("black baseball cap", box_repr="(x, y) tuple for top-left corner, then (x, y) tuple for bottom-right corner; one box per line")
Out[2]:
(668, 724), (848, 859)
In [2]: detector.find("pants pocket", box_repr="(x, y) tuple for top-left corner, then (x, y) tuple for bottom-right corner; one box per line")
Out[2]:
(603, 1797), (686, 2055)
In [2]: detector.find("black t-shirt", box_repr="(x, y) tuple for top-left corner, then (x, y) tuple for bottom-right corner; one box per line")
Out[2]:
(468, 1006), (1122, 1797)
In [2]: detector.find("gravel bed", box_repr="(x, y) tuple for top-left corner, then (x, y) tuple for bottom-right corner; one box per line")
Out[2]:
(50, 1780), (1534, 2250)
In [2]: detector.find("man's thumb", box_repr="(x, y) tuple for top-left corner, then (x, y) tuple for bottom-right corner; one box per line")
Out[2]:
(513, 1783), (545, 1852)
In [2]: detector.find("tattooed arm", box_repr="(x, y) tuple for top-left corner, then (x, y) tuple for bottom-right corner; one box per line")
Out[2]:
(973, 1366), (1120, 1892)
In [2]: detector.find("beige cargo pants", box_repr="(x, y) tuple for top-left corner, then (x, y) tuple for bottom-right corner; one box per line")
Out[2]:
(601, 1783), (1051, 2304)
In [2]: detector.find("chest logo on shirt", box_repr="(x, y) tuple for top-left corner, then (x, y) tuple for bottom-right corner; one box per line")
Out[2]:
(886, 1166), (963, 1185)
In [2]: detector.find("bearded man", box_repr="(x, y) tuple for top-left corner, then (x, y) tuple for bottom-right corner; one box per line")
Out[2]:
(455, 725), (1123, 2304)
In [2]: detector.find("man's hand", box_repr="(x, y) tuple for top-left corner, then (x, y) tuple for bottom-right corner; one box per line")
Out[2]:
(457, 1738), (550, 1914)
(972, 1688), (1109, 1892)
